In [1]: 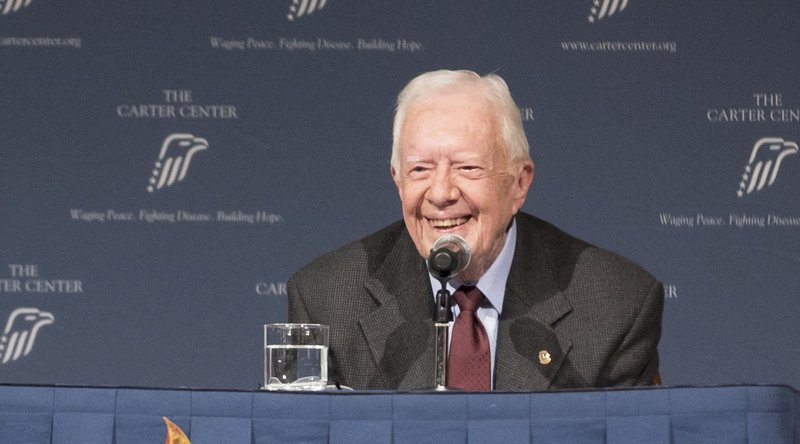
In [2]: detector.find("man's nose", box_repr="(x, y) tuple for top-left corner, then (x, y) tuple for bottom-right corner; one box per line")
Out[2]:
(426, 169), (459, 207)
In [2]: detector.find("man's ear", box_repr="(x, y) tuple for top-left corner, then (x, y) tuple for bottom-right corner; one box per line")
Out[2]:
(512, 160), (534, 212)
(391, 165), (403, 197)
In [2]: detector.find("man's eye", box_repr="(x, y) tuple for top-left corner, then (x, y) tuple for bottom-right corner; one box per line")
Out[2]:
(410, 166), (428, 173)
(459, 165), (482, 172)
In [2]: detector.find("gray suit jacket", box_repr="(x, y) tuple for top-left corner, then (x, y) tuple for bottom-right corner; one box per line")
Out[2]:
(288, 212), (663, 391)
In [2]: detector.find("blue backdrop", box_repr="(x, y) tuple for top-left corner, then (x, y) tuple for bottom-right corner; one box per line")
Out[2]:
(1, 0), (798, 389)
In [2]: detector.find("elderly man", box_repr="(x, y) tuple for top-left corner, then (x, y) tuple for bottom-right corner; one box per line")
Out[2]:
(288, 69), (663, 391)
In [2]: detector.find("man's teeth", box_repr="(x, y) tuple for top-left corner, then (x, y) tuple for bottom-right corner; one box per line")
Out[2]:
(430, 217), (469, 228)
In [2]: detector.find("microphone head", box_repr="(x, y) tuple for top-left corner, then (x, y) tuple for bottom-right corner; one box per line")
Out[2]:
(427, 234), (471, 281)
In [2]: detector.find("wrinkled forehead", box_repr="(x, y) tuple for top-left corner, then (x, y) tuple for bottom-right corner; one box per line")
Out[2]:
(399, 92), (502, 155)
(406, 86), (497, 118)
(403, 90), (498, 134)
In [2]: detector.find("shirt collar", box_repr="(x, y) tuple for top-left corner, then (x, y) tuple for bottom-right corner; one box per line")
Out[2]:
(428, 218), (517, 315)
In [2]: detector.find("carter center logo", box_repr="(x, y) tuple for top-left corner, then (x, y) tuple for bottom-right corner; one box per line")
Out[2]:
(588, 0), (628, 23)
(287, 0), (328, 21)
(1, 0), (32, 15)
(0, 308), (53, 364)
(147, 133), (209, 193)
(737, 137), (798, 198)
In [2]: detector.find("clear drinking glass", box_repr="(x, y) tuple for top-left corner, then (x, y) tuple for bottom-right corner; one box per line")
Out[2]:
(264, 323), (329, 391)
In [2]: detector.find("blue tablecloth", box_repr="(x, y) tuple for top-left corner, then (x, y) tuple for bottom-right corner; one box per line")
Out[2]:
(0, 384), (797, 443)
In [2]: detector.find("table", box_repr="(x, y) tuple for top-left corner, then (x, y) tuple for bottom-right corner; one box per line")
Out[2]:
(1, 384), (797, 443)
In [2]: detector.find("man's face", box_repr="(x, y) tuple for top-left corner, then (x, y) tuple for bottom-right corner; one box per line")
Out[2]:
(392, 91), (534, 281)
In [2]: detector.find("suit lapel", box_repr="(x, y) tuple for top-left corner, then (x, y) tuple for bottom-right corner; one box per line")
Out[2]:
(359, 228), (436, 390)
(495, 217), (574, 391)
(355, 216), (577, 391)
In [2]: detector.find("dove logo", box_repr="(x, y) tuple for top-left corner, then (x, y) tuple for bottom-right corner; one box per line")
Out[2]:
(588, 0), (629, 23)
(737, 137), (798, 198)
(287, 0), (328, 21)
(147, 133), (209, 193)
(1, 0), (32, 15)
(0, 308), (53, 364)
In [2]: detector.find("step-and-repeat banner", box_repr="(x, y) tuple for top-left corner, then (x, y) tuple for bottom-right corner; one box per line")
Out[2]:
(1, 1), (798, 389)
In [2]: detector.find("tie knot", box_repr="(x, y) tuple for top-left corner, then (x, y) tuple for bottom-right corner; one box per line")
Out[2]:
(454, 286), (484, 312)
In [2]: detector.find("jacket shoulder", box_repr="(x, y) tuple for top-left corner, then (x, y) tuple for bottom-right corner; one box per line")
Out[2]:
(516, 212), (659, 287)
(289, 221), (407, 288)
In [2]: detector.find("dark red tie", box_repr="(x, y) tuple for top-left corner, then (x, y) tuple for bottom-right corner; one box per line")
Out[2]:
(447, 286), (491, 391)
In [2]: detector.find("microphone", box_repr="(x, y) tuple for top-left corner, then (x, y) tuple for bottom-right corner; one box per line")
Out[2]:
(428, 234), (471, 390)
(427, 234), (471, 281)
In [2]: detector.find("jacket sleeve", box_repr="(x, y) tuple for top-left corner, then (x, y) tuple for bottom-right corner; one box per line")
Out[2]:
(606, 279), (665, 386)
(287, 275), (312, 324)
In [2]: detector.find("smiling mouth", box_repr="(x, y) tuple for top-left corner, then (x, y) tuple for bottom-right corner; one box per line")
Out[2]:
(428, 216), (471, 229)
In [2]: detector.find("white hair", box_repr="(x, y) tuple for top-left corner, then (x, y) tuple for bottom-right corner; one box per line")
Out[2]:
(391, 69), (531, 171)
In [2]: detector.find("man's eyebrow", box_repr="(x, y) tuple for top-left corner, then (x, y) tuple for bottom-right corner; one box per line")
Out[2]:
(402, 156), (431, 163)
(452, 154), (488, 162)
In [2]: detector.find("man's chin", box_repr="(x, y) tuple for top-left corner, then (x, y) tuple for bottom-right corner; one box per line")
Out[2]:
(420, 236), (469, 261)
(458, 258), (488, 281)
(426, 227), (473, 243)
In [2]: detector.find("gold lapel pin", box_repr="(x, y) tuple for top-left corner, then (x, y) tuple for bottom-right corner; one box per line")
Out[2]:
(538, 350), (552, 365)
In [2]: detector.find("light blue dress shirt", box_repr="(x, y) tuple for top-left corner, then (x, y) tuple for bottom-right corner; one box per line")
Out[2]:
(428, 219), (517, 387)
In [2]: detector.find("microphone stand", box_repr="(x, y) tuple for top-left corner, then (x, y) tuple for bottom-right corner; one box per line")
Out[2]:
(433, 277), (452, 391)
(427, 234), (470, 391)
